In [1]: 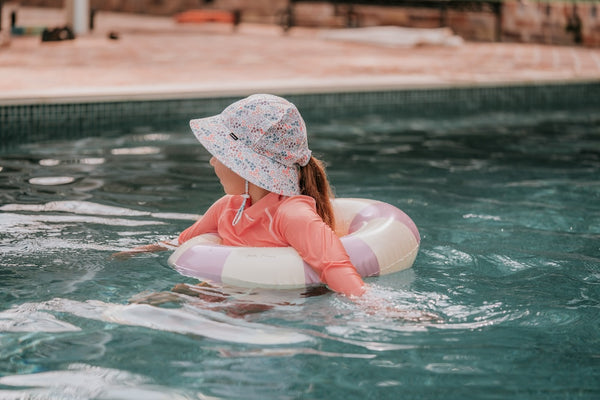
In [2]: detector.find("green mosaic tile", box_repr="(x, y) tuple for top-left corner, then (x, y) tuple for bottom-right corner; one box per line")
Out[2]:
(1, 82), (599, 152)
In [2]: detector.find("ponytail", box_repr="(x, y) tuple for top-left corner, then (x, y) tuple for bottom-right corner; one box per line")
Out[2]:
(299, 156), (335, 230)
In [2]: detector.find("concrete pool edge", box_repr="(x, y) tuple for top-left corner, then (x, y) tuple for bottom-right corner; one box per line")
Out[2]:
(1, 77), (599, 106)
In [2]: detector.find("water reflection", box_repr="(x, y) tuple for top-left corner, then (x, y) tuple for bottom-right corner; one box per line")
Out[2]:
(0, 363), (195, 400)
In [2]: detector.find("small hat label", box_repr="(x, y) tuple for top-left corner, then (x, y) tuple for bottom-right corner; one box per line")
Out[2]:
(229, 133), (239, 141)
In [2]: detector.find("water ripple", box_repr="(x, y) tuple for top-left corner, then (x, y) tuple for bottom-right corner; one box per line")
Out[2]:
(0, 299), (311, 345)
(0, 363), (196, 400)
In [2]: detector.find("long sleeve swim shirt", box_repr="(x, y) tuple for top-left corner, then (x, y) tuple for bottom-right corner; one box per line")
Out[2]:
(178, 193), (365, 297)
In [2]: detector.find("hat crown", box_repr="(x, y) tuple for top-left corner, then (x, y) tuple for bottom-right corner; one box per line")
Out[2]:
(189, 94), (311, 196)
(221, 94), (311, 167)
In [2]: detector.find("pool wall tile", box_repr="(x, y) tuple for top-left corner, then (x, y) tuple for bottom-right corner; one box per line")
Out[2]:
(1, 82), (599, 151)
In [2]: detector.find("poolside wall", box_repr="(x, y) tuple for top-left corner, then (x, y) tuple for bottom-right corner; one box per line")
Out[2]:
(13, 0), (600, 46)
(2, 82), (600, 152)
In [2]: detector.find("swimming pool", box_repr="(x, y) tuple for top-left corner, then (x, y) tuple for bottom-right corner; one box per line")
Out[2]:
(1, 94), (599, 399)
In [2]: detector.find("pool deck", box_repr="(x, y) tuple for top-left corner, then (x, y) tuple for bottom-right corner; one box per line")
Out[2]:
(1, 6), (600, 105)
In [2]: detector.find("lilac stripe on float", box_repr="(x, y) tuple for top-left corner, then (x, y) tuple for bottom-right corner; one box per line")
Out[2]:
(303, 261), (322, 285)
(173, 245), (231, 283)
(341, 235), (380, 277)
(349, 201), (420, 243)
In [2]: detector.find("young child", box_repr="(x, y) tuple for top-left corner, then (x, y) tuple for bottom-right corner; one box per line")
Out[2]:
(118, 95), (441, 321)
(178, 94), (366, 297)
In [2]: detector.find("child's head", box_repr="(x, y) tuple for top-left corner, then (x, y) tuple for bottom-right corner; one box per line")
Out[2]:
(190, 94), (311, 196)
(190, 94), (335, 229)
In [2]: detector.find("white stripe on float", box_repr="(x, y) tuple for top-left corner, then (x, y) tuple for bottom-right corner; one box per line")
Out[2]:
(222, 247), (307, 289)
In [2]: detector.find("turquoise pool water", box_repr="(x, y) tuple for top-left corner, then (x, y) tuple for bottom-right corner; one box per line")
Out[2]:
(0, 108), (599, 399)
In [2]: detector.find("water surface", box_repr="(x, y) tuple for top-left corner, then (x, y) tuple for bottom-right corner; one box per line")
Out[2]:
(1, 109), (599, 399)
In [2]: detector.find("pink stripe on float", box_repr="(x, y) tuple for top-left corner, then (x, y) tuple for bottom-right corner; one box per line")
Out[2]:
(349, 201), (420, 243)
(341, 235), (380, 277)
(173, 245), (231, 283)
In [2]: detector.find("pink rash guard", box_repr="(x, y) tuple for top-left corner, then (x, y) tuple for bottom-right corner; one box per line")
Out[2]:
(178, 193), (365, 297)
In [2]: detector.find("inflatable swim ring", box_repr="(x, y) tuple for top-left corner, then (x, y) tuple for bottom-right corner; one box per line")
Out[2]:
(168, 198), (420, 289)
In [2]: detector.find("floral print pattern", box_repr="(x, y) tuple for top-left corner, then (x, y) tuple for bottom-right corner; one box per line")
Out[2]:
(189, 94), (312, 196)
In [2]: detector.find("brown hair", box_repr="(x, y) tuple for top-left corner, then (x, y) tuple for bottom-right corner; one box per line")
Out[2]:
(299, 156), (335, 230)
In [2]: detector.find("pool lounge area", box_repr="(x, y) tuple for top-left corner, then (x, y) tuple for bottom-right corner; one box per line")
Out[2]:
(2, 7), (600, 399)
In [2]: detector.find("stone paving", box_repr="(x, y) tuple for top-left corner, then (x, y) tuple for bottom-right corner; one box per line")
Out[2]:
(1, 6), (600, 103)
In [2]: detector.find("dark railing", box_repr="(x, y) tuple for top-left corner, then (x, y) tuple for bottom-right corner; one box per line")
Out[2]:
(281, 0), (503, 41)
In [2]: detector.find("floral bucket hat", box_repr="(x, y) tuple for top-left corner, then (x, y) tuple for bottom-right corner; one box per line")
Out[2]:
(189, 94), (312, 196)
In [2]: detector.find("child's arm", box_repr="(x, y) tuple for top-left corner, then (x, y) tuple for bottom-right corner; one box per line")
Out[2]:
(277, 198), (366, 297)
(113, 196), (228, 259)
(178, 196), (228, 244)
(112, 240), (178, 259)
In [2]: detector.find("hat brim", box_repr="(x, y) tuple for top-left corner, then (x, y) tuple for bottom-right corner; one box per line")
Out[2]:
(190, 116), (301, 196)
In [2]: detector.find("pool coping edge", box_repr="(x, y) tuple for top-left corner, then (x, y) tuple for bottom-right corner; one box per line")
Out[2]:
(2, 77), (599, 106)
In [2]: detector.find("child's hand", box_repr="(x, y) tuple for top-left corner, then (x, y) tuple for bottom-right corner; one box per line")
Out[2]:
(112, 242), (172, 260)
